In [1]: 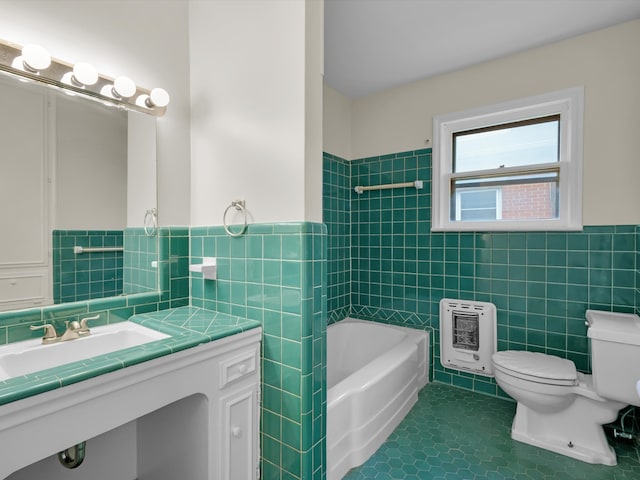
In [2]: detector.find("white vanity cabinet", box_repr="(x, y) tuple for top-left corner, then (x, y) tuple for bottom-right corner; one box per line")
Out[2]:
(0, 327), (262, 480)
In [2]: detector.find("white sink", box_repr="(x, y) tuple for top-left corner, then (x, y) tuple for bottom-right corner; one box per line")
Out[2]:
(0, 322), (169, 381)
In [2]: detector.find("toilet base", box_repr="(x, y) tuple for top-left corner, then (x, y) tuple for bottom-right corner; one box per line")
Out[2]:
(510, 395), (623, 466)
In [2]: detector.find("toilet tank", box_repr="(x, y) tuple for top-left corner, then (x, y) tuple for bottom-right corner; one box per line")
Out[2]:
(586, 310), (640, 407)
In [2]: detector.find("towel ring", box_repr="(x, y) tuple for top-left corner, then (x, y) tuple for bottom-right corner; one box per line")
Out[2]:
(144, 208), (157, 237)
(223, 200), (248, 237)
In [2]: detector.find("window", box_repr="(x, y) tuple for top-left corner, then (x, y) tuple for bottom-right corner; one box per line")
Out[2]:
(455, 187), (502, 221)
(432, 87), (583, 231)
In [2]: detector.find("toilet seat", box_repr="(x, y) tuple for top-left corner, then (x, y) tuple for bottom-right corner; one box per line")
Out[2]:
(493, 351), (578, 386)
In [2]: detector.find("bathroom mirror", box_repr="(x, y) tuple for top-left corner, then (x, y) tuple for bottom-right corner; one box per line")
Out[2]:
(0, 70), (158, 312)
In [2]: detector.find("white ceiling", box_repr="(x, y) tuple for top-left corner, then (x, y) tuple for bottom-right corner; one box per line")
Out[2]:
(324, 0), (640, 98)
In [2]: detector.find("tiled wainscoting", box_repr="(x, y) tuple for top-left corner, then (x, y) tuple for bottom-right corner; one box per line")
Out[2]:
(323, 150), (639, 396)
(1, 226), (189, 346)
(3, 222), (325, 479)
(190, 223), (327, 480)
(52, 230), (123, 303)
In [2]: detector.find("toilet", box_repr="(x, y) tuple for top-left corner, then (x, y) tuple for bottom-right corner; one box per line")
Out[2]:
(492, 309), (640, 466)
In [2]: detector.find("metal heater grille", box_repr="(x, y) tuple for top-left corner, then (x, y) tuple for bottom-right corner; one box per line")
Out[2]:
(452, 311), (479, 351)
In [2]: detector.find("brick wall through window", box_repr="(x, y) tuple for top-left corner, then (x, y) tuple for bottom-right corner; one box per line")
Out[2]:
(501, 182), (557, 220)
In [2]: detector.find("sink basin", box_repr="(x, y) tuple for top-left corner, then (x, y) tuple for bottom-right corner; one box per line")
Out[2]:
(0, 322), (169, 381)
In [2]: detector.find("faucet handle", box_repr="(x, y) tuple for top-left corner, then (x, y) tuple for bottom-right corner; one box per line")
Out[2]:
(79, 314), (100, 330)
(30, 324), (58, 343)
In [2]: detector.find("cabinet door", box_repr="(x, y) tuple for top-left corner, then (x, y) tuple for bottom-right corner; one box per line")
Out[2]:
(221, 386), (260, 480)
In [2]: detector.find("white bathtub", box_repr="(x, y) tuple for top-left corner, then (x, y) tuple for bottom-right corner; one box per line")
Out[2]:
(326, 318), (429, 480)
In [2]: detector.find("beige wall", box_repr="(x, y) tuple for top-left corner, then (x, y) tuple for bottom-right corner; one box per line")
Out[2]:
(189, 0), (324, 225)
(325, 19), (640, 225)
(1, 0), (324, 228)
(323, 84), (352, 160)
(304, 0), (325, 223)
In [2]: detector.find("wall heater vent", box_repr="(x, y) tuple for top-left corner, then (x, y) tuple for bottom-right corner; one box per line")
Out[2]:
(439, 299), (496, 377)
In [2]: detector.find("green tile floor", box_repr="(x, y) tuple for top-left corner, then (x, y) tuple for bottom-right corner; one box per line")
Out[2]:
(343, 383), (640, 479)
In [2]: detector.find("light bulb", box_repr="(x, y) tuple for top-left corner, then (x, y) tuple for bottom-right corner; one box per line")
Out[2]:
(61, 62), (98, 88)
(136, 88), (170, 109)
(20, 44), (51, 72)
(147, 88), (170, 107)
(71, 62), (98, 86)
(112, 76), (136, 98)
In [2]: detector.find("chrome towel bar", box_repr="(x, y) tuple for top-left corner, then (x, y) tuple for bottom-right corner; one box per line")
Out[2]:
(354, 180), (423, 194)
(73, 246), (124, 255)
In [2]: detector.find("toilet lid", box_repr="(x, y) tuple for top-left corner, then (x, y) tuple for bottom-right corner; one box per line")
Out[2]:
(492, 351), (577, 386)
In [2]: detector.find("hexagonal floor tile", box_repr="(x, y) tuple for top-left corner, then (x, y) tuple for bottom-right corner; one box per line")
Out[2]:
(343, 383), (640, 480)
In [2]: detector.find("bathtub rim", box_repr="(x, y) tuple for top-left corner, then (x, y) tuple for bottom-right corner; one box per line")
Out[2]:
(327, 317), (430, 400)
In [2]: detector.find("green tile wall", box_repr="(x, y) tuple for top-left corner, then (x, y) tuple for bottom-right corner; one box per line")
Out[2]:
(0, 226), (189, 346)
(190, 223), (327, 480)
(637, 225), (640, 316)
(52, 230), (123, 303)
(157, 226), (191, 310)
(323, 148), (639, 396)
(123, 227), (158, 294)
(323, 153), (351, 323)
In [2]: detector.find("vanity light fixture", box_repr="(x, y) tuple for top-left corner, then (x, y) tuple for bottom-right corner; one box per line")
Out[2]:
(0, 38), (169, 116)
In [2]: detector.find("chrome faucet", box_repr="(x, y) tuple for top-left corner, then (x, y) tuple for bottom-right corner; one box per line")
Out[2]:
(30, 314), (100, 344)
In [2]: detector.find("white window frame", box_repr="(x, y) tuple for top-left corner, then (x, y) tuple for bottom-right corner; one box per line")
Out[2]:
(432, 87), (584, 232)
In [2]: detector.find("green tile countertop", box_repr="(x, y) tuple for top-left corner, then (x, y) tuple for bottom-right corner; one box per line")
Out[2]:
(0, 306), (261, 406)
